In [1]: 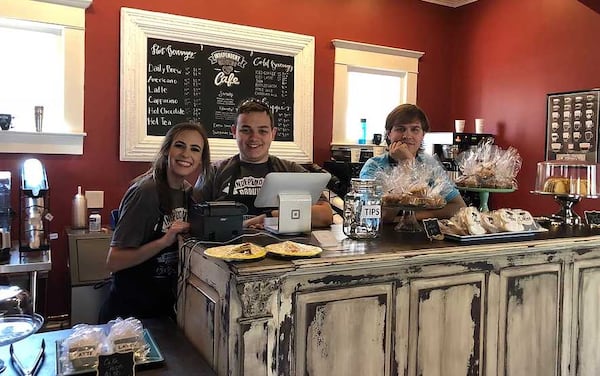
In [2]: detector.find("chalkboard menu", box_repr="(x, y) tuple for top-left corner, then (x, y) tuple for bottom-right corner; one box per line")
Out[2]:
(147, 38), (294, 141)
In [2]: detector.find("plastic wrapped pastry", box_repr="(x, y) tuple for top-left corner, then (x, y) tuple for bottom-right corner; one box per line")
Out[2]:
(376, 158), (452, 209)
(455, 138), (522, 189)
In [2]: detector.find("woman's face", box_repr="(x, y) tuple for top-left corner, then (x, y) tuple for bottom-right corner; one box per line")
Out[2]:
(166, 129), (205, 187)
(387, 121), (424, 157)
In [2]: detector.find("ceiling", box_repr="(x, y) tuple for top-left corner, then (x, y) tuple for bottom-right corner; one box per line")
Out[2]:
(420, 0), (478, 7)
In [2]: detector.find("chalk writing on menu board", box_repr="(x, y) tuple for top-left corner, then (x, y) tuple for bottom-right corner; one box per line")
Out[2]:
(146, 38), (294, 141)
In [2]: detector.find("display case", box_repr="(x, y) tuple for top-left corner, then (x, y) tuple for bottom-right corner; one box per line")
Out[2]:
(532, 160), (599, 225)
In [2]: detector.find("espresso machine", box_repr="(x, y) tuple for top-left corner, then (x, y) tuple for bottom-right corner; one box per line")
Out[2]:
(19, 158), (50, 252)
(423, 132), (495, 207)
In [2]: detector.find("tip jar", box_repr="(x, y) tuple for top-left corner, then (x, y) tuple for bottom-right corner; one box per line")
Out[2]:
(343, 178), (382, 239)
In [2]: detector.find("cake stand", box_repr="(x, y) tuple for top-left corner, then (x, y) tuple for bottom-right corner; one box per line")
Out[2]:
(0, 313), (44, 372)
(457, 187), (515, 212)
(531, 191), (599, 225)
(391, 204), (444, 232)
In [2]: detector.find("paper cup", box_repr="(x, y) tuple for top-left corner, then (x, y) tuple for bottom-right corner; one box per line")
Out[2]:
(475, 118), (485, 134)
(454, 120), (465, 133)
(350, 148), (361, 163)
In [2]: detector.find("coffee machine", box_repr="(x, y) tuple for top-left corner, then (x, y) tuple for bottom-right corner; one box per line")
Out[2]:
(423, 132), (495, 207)
(19, 158), (50, 252)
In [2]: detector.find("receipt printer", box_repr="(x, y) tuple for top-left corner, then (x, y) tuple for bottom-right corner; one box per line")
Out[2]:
(189, 201), (247, 242)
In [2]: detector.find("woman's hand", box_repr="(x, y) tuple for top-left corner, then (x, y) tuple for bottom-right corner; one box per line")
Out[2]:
(388, 140), (415, 162)
(163, 220), (190, 245)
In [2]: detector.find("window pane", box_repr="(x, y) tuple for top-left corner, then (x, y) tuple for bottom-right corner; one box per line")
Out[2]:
(346, 68), (403, 143)
(0, 21), (64, 132)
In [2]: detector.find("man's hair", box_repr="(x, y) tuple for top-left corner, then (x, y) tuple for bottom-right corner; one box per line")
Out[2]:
(236, 98), (274, 128)
(385, 104), (430, 133)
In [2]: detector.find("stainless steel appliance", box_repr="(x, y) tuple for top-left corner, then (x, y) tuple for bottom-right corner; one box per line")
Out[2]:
(19, 158), (50, 252)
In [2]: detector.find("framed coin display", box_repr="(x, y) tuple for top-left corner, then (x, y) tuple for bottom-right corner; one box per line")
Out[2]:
(546, 89), (599, 162)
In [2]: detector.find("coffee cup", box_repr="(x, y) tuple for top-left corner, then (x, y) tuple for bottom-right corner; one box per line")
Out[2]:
(0, 114), (13, 131)
(454, 120), (465, 133)
(372, 133), (382, 145)
(350, 148), (361, 163)
(475, 118), (485, 134)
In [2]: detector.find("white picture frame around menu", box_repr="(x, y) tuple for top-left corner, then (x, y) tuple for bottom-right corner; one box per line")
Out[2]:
(120, 8), (315, 162)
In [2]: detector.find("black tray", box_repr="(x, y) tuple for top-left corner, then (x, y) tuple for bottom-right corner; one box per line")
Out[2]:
(443, 228), (548, 242)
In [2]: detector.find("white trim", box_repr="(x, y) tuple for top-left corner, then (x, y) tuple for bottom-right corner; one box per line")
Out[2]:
(0, 0), (88, 155)
(120, 8), (315, 163)
(332, 40), (424, 60)
(34, 0), (92, 9)
(331, 40), (423, 145)
(0, 131), (86, 155)
(420, 0), (478, 8)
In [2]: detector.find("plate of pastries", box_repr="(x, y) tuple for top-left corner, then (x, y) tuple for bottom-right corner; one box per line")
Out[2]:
(204, 242), (267, 261)
(439, 207), (547, 241)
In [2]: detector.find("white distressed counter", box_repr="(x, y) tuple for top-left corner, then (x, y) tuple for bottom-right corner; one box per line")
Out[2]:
(177, 225), (600, 376)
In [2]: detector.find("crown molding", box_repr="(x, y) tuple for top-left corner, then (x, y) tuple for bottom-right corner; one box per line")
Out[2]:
(420, 0), (478, 7)
(34, 0), (92, 9)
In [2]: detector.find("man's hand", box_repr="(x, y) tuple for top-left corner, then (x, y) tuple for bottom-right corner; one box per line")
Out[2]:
(388, 140), (415, 161)
(244, 214), (266, 229)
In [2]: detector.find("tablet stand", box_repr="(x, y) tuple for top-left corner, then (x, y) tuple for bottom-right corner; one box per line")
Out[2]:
(277, 193), (312, 234)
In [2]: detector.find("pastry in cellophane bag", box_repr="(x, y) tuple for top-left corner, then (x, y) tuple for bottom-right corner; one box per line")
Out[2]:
(375, 158), (453, 209)
(454, 138), (522, 189)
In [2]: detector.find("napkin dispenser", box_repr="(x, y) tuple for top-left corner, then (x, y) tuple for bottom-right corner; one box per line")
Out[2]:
(189, 201), (247, 242)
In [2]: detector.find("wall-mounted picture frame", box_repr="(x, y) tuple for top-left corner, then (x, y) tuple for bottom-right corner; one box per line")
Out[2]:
(120, 8), (315, 162)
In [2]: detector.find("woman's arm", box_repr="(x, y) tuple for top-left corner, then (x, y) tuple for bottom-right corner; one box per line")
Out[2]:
(106, 220), (190, 272)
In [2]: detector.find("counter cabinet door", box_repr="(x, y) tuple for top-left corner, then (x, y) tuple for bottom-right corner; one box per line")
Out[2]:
(496, 263), (562, 376)
(294, 283), (394, 376)
(572, 258), (600, 376)
(405, 272), (487, 376)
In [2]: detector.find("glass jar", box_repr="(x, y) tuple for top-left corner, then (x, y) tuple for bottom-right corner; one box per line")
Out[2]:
(343, 178), (382, 239)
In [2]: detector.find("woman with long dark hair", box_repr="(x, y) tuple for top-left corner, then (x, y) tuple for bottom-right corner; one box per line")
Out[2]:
(99, 121), (210, 322)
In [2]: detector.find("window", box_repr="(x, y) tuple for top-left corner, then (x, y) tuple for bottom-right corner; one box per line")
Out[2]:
(331, 39), (423, 147)
(0, 0), (92, 155)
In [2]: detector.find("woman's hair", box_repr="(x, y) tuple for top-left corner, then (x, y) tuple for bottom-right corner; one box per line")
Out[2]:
(135, 121), (211, 212)
(385, 104), (430, 133)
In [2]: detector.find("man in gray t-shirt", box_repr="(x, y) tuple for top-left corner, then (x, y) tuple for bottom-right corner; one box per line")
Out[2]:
(194, 98), (333, 228)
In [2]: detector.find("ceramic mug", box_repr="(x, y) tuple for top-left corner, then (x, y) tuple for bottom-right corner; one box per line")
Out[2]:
(0, 114), (13, 130)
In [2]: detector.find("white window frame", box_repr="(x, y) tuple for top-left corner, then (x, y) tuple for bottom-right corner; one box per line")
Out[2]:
(120, 8), (315, 163)
(0, 0), (91, 155)
(331, 39), (424, 147)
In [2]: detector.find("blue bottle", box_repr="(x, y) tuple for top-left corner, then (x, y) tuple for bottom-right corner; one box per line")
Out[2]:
(358, 118), (367, 144)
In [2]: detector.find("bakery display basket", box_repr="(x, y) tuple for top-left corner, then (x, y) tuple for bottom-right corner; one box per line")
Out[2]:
(531, 160), (599, 225)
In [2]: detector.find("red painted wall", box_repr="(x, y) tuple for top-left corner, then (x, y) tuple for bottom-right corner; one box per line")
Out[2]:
(0, 0), (453, 316)
(1, 0), (598, 317)
(449, 0), (600, 214)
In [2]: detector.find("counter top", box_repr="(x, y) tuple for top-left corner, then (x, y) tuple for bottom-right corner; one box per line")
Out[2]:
(0, 249), (51, 274)
(182, 224), (600, 277)
(0, 318), (215, 375)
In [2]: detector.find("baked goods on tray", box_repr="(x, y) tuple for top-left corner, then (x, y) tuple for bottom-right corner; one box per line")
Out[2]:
(439, 207), (541, 236)
(265, 241), (322, 257)
(204, 242), (267, 260)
